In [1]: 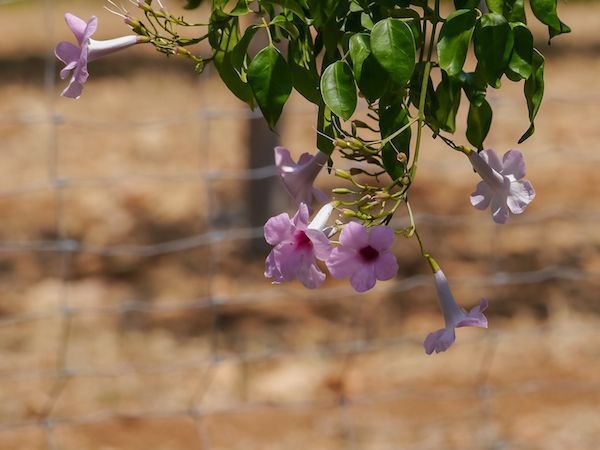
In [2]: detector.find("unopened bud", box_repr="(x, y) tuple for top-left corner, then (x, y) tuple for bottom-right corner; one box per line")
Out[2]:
(332, 188), (355, 195)
(335, 169), (352, 180)
(175, 47), (192, 57)
(347, 137), (364, 151)
(396, 153), (408, 164)
(342, 209), (358, 218)
(401, 176), (411, 186)
(334, 138), (349, 149)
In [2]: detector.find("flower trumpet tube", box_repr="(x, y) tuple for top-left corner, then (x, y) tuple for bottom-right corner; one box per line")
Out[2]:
(55, 13), (149, 99)
(274, 147), (329, 211)
(468, 149), (536, 224)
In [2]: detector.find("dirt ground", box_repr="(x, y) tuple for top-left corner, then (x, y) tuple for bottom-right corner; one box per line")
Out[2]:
(0, 1), (599, 449)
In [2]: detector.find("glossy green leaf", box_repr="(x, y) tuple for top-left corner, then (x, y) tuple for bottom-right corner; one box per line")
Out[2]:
(270, 16), (300, 39)
(210, 17), (255, 106)
(317, 103), (335, 155)
(370, 18), (416, 87)
(437, 9), (477, 77)
(380, 93), (411, 180)
(262, 0), (307, 20)
(320, 61), (357, 120)
(349, 33), (388, 101)
(454, 0), (479, 9)
(308, 0), (340, 26)
(519, 49), (545, 143)
(530, 0), (571, 41)
(486, 0), (526, 22)
(506, 23), (533, 81)
(458, 70), (487, 107)
(435, 72), (462, 133)
(466, 98), (492, 150)
(247, 47), (292, 129)
(184, 0), (204, 9)
(474, 13), (513, 88)
(230, 26), (259, 80)
(288, 31), (321, 104)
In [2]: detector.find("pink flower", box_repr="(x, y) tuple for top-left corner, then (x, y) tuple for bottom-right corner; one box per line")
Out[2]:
(424, 269), (488, 355)
(264, 203), (333, 289)
(274, 147), (329, 210)
(55, 13), (147, 99)
(469, 149), (535, 224)
(326, 222), (398, 293)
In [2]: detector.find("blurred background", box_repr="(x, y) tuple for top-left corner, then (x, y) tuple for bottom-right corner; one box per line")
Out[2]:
(1, 0), (599, 449)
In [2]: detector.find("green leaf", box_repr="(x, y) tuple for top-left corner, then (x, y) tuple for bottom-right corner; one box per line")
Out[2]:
(230, 25), (259, 79)
(437, 9), (478, 77)
(184, 0), (204, 9)
(435, 71), (462, 133)
(454, 0), (479, 9)
(210, 17), (255, 106)
(458, 70), (487, 107)
(317, 102), (335, 155)
(320, 61), (357, 120)
(262, 0), (307, 20)
(486, 0), (526, 23)
(370, 18), (416, 87)
(466, 98), (492, 150)
(270, 15), (300, 40)
(380, 93), (411, 180)
(247, 47), (293, 129)
(519, 49), (544, 143)
(474, 13), (513, 88)
(506, 23), (533, 81)
(349, 33), (387, 101)
(288, 31), (321, 104)
(308, 0), (340, 27)
(530, 0), (571, 41)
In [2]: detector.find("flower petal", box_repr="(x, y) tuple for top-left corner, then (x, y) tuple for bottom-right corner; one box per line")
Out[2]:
(291, 203), (310, 228)
(274, 242), (304, 280)
(456, 299), (488, 328)
(424, 328), (456, 354)
(490, 195), (509, 224)
(264, 250), (283, 283)
(470, 181), (493, 210)
(339, 221), (369, 249)
(55, 41), (81, 65)
(60, 78), (84, 99)
(326, 247), (361, 278)
(274, 146), (296, 173)
(305, 229), (332, 261)
(64, 13), (89, 44)
(501, 149), (526, 180)
(368, 226), (394, 252)
(349, 263), (377, 292)
(297, 261), (326, 289)
(264, 212), (293, 245)
(373, 251), (398, 281)
(507, 180), (535, 215)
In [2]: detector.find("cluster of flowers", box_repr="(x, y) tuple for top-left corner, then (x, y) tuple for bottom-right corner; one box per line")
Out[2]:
(265, 146), (535, 354)
(54, 6), (537, 355)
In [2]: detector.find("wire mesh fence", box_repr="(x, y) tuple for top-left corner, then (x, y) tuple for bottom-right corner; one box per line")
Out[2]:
(1, 1), (600, 449)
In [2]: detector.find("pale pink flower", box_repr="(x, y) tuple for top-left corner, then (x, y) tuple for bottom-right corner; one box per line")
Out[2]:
(55, 13), (147, 99)
(274, 147), (329, 210)
(326, 222), (398, 293)
(469, 149), (535, 224)
(264, 203), (333, 289)
(424, 269), (488, 355)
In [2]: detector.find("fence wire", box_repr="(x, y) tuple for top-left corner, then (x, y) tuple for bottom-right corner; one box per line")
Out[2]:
(0, 2), (599, 450)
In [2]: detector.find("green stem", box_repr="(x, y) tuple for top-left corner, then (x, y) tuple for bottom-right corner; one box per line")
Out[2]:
(409, 61), (432, 181)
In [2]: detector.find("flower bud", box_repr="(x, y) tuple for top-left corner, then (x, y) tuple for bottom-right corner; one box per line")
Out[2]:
(334, 169), (352, 180)
(332, 188), (355, 195)
(396, 153), (408, 164)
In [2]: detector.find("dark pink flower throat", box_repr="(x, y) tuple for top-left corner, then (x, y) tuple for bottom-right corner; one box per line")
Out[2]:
(359, 245), (379, 262)
(294, 230), (313, 250)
